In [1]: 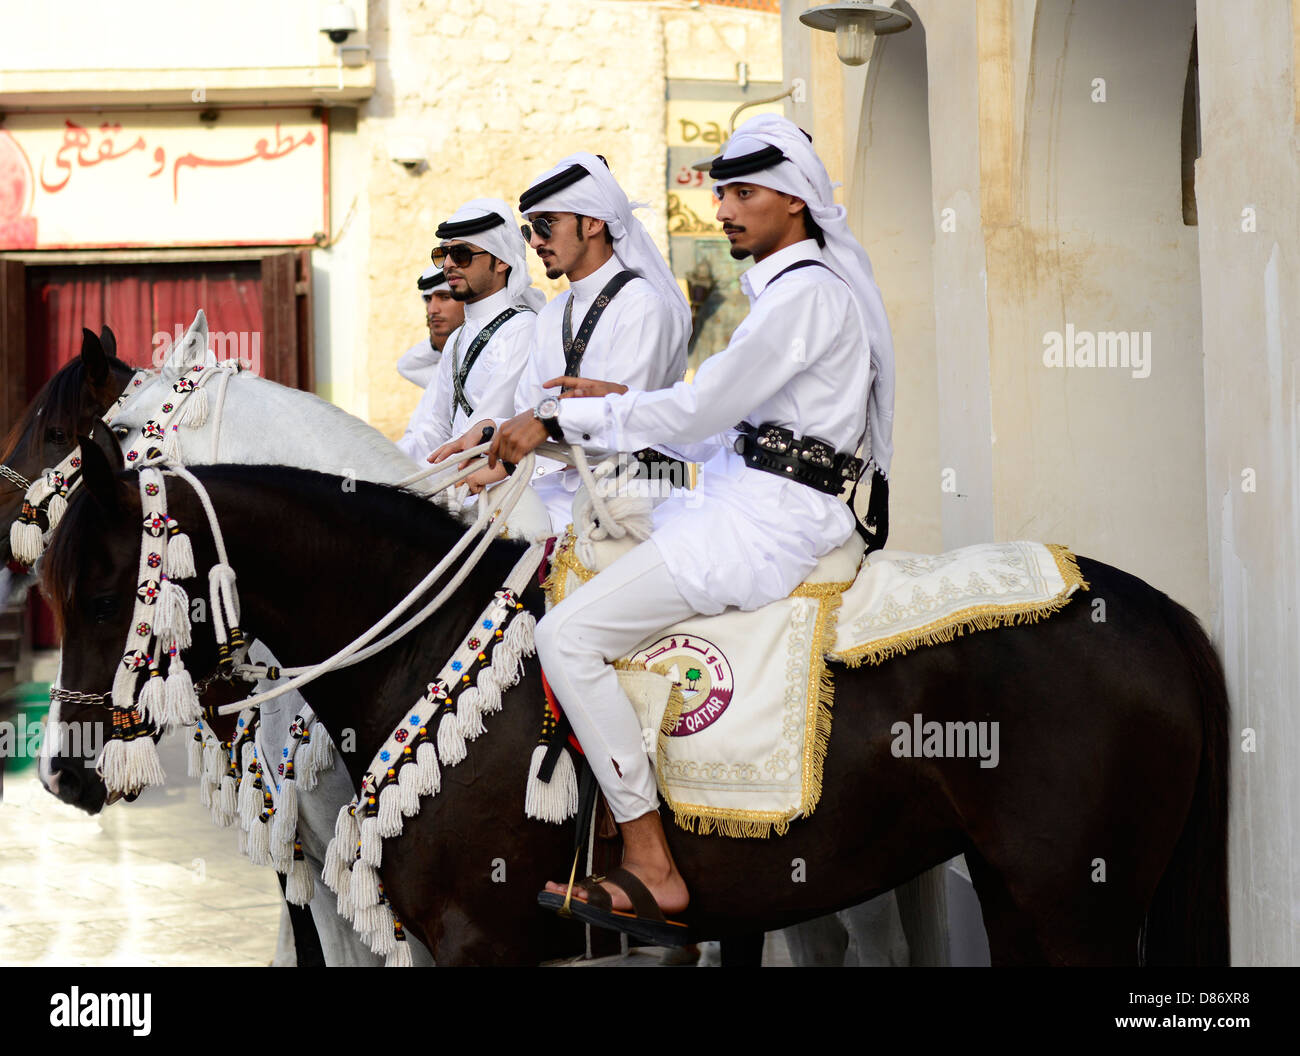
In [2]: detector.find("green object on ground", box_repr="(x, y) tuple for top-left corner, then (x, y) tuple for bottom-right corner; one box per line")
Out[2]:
(4, 682), (51, 772)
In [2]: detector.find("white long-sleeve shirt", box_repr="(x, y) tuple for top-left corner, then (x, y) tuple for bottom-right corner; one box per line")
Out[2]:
(555, 240), (871, 613)
(397, 287), (536, 461)
(396, 339), (441, 390)
(491, 253), (687, 530)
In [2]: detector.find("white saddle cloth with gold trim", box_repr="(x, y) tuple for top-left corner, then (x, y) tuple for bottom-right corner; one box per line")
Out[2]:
(545, 526), (1084, 838)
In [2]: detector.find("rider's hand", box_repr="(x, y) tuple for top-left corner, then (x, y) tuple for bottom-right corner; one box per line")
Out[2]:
(489, 410), (548, 469)
(543, 376), (629, 399)
(429, 419), (494, 466)
(465, 463), (509, 494)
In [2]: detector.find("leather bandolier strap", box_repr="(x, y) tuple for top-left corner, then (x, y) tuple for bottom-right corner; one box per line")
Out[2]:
(451, 306), (525, 421)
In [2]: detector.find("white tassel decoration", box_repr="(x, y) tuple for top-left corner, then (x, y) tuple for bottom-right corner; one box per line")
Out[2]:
(376, 784), (402, 838)
(216, 774), (238, 825)
(456, 687), (486, 740)
(164, 657), (201, 727)
(202, 740), (224, 783)
(271, 778), (298, 850)
(177, 385), (208, 427)
(397, 762), (421, 817)
(245, 816), (271, 866)
(524, 743), (579, 824)
(437, 710), (467, 765)
(359, 815), (383, 867)
(137, 673), (166, 727)
(322, 837), (348, 894)
(415, 740), (441, 797)
(270, 829), (294, 875)
(286, 856), (315, 906)
(46, 492), (68, 529)
(349, 861), (380, 911)
(163, 424), (182, 462)
(98, 736), (167, 798)
(10, 520), (44, 565)
(386, 938), (414, 968)
(186, 730), (204, 777)
(157, 580), (191, 647)
(199, 775), (215, 809)
(166, 528), (196, 580)
(365, 907), (396, 955)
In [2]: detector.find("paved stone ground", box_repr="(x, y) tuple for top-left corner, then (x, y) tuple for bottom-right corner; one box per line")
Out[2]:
(0, 650), (792, 967)
(0, 728), (282, 968)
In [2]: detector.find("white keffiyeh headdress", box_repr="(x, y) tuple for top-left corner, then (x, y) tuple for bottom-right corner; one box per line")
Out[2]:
(711, 115), (895, 477)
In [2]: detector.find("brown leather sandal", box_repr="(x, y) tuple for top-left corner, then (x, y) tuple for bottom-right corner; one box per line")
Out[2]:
(537, 866), (691, 948)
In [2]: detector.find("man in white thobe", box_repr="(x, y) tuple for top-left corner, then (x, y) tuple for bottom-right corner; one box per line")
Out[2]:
(433, 153), (690, 534)
(397, 200), (544, 462)
(397, 265), (461, 391)
(491, 116), (895, 941)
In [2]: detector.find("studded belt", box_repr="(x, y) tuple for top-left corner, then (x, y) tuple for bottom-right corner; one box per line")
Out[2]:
(733, 422), (863, 496)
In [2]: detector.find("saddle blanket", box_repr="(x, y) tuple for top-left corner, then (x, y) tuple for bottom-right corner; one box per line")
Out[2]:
(544, 532), (1086, 838)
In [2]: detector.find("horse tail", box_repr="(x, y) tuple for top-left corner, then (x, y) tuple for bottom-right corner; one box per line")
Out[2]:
(896, 864), (950, 966)
(1139, 595), (1230, 966)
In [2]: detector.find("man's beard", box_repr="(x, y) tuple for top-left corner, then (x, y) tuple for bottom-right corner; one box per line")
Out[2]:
(544, 263), (564, 280)
(729, 246), (752, 261)
(449, 282), (477, 302)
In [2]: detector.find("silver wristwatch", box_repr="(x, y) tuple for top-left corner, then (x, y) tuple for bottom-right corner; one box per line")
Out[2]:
(534, 396), (565, 442)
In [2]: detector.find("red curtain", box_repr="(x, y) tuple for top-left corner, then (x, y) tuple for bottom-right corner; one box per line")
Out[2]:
(26, 261), (264, 395)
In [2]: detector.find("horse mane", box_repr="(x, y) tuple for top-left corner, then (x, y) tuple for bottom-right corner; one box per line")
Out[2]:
(1, 355), (136, 465)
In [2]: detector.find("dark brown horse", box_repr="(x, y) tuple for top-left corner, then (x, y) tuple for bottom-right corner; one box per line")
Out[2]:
(0, 327), (136, 567)
(43, 444), (1229, 966)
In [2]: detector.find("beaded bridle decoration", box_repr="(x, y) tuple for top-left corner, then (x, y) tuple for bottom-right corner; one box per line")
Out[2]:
(8, 369), (151, 565)
(320, 569), (539, 966)
(8, 359), (238, 566)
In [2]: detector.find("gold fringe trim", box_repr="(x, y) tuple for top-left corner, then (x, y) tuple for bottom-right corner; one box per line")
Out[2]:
(541, 526), (596, 608)
(653, 585), (845, 839)
(831, 542), (1090, 668)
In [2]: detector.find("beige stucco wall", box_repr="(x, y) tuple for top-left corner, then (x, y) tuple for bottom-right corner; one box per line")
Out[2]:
(783, 0), (1300, 965)
(785, 0), (1209, 618)
(358, 0), (781, 437)
(1195, 0), (1300, 968)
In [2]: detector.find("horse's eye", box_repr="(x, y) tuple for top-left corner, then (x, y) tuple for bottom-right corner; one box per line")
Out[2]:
(46, 426), (68, 447)
(91, 596), (119, 624)
(114, 426), (129, 440)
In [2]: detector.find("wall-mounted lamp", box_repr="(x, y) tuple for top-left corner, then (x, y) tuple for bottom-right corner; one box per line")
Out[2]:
(388, 135), (427, 171)
(798, 2), (911, 67)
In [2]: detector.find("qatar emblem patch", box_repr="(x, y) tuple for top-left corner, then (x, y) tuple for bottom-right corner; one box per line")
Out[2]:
(628, 635), (734, 737)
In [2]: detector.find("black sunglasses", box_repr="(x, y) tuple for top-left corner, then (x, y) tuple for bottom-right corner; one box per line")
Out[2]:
(520, 215), (577, 243)
(431, 244), (490, 268)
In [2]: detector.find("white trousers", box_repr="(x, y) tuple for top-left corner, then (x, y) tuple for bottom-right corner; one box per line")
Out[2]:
(534, 538), (696, 823)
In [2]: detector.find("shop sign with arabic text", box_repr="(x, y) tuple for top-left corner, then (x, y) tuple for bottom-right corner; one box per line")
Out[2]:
(0, 108), (327, 249)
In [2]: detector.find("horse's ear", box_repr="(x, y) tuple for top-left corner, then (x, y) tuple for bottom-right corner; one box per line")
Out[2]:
(80, 327), (110, 385)
(77, 432), (125, 515)
(99, 325), (117, 361)
(161, 309), (215, 382)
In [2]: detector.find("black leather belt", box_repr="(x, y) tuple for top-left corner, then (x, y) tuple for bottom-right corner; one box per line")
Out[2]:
(630, 448), (688, 484)
(733, 422), (863, 495)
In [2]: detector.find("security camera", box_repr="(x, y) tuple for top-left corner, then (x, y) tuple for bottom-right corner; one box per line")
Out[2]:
(320, 3), (358, 44)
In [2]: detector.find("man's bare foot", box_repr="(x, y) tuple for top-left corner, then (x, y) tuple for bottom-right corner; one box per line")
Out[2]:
(543, 859), (689, 917)
(543, 808), (690, 916)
